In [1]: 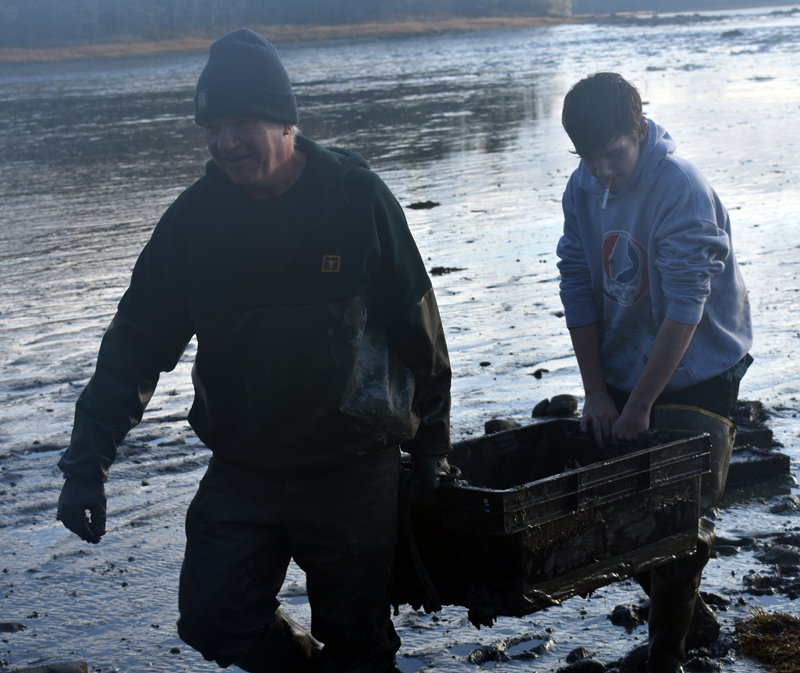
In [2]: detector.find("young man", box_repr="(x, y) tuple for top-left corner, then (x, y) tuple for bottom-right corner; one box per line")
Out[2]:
(557, 72), (752, 673)
(56, 29), (452, 673)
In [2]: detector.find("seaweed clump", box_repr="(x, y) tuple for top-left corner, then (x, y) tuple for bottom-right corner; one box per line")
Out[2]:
(735, 607), (800, 672)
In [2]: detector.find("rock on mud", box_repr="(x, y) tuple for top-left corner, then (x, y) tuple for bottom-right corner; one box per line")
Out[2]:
(10, 664), (89, 673)
(484, 418), (522, 434)
(407, 200), (440, 209)
(531, 394), (579, 418)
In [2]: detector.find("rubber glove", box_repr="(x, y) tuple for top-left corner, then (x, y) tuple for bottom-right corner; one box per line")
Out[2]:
(409, 455), (452, 507)
(57, 478), (107, 543)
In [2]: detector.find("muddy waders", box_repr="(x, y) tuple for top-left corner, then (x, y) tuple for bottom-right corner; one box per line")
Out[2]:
(642, 406), (736, 673)
(653, 405), (736, 513)
(233, 610), (401, 673)
(234, 609), (322, 673)
(641, 518), (716, 673)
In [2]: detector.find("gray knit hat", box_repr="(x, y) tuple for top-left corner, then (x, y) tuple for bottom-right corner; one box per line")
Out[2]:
(194, 28), (299, 126)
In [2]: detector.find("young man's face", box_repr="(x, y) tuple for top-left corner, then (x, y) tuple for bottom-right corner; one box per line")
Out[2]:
(580, 120), (648, 194)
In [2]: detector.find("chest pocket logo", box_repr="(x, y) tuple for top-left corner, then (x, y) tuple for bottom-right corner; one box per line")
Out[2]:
(322, 255), (341, 273)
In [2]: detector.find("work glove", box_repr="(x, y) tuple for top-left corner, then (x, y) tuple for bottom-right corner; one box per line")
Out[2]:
(57, 478), (107, 544)
(409, 455), (453, 507)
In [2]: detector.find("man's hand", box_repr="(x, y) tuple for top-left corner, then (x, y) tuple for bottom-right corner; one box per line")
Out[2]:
(57, 478), (107, 544)
(580, 391), (620, 448)
(611, 402), (651, 443)
(409, 455), (452, 507)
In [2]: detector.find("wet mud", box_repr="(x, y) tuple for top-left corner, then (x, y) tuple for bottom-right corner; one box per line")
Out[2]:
(1, 403), (796, 672)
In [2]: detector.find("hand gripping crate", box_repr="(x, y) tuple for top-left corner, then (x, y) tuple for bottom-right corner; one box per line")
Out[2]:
(394, 419), (710, 627)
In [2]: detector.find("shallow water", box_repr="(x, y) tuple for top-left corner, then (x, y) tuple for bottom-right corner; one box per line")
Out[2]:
(2, 5), (800, 672)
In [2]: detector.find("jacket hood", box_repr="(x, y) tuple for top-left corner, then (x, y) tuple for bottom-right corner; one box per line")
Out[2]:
(296, 134), (371, 212)
(576, 118), (677, 196)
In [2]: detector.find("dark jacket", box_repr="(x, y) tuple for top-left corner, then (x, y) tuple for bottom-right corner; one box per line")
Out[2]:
(59, 136), (451, 481)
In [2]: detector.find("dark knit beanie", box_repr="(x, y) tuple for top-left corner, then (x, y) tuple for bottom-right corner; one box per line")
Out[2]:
(194, 28), (299, 126)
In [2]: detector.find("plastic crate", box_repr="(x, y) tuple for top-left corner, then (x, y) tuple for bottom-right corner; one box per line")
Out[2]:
(394, 419), (710, 626)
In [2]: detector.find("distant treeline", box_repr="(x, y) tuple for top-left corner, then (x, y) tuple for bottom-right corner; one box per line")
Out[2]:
(0, 0), (571, 49)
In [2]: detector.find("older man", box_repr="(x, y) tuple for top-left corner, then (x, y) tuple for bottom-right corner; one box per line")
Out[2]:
(57, 28), (452, 673)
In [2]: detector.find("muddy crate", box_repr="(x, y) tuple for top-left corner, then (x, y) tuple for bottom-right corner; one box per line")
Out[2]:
(394, 419), (710, 626)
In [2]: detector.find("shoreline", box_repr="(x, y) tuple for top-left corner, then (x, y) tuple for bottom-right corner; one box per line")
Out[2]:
(2, 5), (798, 65)
(0, 16), (581, 64)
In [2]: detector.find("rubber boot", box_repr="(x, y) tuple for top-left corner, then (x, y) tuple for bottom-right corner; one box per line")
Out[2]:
(652, 405), (736, 513)
(234, 608), (323, 673)
(686, 592), (720, 651)
(645, 519), (716, 673)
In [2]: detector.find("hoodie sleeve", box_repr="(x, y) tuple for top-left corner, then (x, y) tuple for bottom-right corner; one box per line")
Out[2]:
(557, 173), (601, 329)
(653, 162), (730, 325)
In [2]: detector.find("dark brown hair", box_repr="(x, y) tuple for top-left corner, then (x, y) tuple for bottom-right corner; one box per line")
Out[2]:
(561, 72), (643, 158)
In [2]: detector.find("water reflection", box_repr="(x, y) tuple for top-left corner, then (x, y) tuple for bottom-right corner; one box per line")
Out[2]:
(0, 88), (204, 195)
(298, 76), (542, 164)
(0, 63), (545, 198)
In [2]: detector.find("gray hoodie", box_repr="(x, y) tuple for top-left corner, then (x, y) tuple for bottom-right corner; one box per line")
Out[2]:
(557, 119), (752, 392)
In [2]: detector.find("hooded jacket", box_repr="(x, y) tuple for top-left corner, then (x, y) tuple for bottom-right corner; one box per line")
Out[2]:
(557, 119), (752, 393)
(59, 135), (451, 481)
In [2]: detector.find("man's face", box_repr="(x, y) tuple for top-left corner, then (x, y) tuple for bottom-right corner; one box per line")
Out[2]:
(580, 120), (648, 194)
(203, 117), (293, 198)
